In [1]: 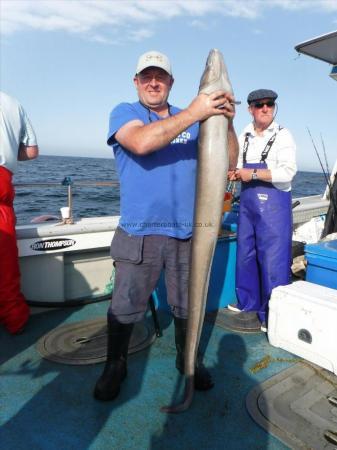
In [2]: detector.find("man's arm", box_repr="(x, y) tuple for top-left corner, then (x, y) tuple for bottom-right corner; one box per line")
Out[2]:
(115, 91), (236, 155)
(18, 107), (38, 161)
(227, 120), (239, 170)
(234, 167), (272, 182)
(18, 144), (39, 161)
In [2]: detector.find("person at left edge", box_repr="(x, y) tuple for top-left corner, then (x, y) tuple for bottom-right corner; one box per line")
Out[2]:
(0, 91), (39, 334)
(94, 50), (239, 401)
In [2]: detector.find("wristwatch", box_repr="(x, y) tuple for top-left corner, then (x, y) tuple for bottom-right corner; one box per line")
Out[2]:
(251, 169), (258, 180)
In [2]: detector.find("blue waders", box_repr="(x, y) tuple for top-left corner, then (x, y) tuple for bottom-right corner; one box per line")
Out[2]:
(235, 132), (292, 323)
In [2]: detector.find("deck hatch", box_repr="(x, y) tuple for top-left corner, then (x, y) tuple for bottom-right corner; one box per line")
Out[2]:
(36, 318), (156, 365)
(246, 362), (337, 449)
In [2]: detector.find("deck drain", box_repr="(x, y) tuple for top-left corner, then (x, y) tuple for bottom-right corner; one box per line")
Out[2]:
(36, 318), (156, 365)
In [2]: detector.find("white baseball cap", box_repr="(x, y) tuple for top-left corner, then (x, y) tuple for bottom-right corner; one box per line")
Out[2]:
(136, 51), (172, 76)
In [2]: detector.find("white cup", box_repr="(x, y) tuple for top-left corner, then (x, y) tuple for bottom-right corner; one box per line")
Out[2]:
(60, 206), (70, 219)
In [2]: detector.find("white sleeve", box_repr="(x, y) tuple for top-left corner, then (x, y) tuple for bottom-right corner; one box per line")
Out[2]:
(270, 130), (297, 183)
(20, 106), (37, 146)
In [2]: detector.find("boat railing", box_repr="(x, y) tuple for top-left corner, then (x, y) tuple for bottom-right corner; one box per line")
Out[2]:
(14, 177), (119, 224)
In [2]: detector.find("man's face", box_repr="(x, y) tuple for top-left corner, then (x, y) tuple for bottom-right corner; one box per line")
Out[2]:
(134, 67), (174, 109)
(249, 98), (275, 129)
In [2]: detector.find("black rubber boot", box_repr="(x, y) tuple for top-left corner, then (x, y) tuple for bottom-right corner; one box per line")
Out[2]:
(174, 317), (214, 391)
(94, 318), (134, 401)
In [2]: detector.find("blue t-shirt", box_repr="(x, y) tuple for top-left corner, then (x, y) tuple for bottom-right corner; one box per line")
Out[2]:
(107, 101), (199, 238)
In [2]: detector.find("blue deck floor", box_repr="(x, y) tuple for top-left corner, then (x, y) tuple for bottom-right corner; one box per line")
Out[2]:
(0, 301), (293, 449)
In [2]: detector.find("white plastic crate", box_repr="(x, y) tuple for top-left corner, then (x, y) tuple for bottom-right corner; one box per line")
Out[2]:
(268, 280), (337, 374)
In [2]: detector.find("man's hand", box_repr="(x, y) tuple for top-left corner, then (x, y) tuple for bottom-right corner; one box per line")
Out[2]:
(227, 168), (251, 182)
(227, 170), (237, 181)
(233, 168), (253, 182)
(187, 91), (236, 122)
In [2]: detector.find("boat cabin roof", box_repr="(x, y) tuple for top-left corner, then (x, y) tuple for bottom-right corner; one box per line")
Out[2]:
(295, 30), (337, 65)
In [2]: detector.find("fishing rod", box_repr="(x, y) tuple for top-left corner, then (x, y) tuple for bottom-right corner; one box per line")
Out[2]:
(307, 128), (337, 223)
(307, 128), (330, 187)
(319, 132), (337, 218)
(320, 133), (331, 180)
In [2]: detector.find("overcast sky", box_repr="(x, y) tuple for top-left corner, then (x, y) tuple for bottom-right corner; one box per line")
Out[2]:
(1, 0), (337, 171)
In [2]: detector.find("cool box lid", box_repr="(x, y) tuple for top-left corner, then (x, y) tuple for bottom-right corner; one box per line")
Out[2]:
(305, 239), (337, 259)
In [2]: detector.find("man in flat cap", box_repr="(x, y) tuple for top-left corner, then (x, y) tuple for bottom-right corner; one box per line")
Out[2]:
(228, 89), (297, 332)
(94, 51), (239, 401)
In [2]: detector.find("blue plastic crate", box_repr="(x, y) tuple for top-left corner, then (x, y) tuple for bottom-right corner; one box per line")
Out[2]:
(153, 216), (238, 312)
(206, 231), (237, 310)
(305, 240), (337, 290)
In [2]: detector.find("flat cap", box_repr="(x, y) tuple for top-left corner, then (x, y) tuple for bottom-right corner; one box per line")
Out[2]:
(247, 89), (278, 104)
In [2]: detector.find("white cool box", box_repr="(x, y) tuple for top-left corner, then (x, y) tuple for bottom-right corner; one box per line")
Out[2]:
(268, 280), (337, 375)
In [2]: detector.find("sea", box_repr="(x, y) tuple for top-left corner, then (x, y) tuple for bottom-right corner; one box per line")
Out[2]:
(13, 154), (328, 225)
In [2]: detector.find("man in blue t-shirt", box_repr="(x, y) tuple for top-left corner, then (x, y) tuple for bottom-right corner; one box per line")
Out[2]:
(94, 51), (238, 401)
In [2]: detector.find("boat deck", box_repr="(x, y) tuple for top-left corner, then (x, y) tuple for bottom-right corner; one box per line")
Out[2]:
(0, 300), (298, 449)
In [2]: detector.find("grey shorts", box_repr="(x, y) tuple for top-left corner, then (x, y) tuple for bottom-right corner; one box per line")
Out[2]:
(108, 227), (191, 323)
